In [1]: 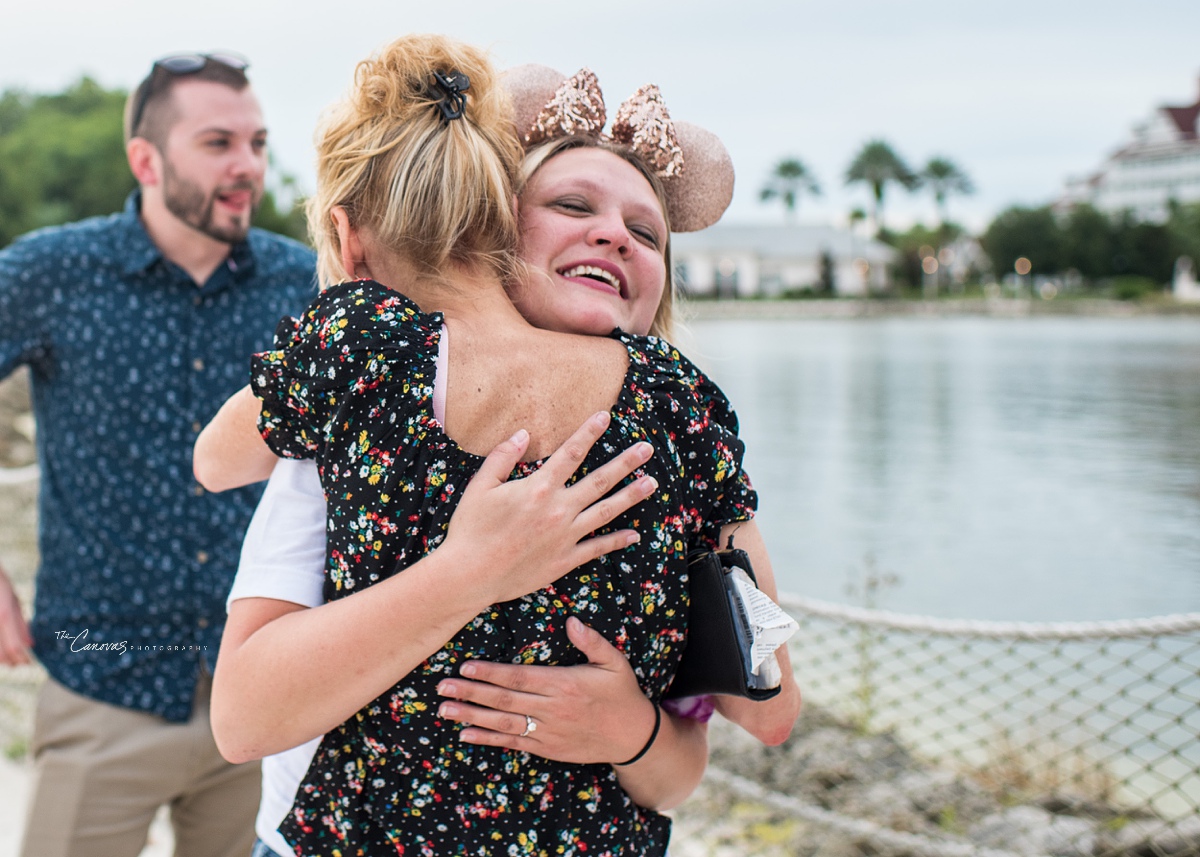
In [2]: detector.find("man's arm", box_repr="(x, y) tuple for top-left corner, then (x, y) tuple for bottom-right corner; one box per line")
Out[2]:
(0, 563), (33, 666)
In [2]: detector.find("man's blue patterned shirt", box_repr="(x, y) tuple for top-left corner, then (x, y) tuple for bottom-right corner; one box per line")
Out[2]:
(0, 192), (316, 721)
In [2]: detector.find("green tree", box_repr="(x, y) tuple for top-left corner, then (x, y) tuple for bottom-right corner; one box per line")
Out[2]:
(920, 157), (973, 227)
(0, 77), (309, 248)
(817, 248), (836, 295)
(980, 206), (1063, 277)
(844, 139), (918, 231)
(1111, 213), (1173, 283)
(1166, 200), (1200, 264)
(982, 202), (1186, 292)
(0, 78), (133, 245)
(1060, 204), (1112, 280)
(877, 222), (964, 292)
(759, 157), (820, 222)
(255, 170), (309, 243)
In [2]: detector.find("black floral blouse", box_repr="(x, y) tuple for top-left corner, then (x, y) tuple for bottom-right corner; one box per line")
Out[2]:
(252, 279), (756, 857)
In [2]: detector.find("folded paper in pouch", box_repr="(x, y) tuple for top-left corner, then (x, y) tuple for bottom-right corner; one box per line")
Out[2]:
(665, 546), (797, 700)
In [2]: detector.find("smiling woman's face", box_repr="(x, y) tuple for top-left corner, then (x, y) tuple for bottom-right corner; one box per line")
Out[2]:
(514, 147), (668, 337)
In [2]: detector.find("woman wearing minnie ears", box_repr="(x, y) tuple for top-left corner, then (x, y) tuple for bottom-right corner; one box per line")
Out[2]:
(201, 40), (799, 857)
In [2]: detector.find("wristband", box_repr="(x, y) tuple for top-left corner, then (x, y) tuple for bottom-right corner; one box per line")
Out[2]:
(614, 702), (661, 766)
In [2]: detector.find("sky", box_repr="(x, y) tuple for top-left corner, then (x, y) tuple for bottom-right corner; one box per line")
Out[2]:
(4, 0), (1200, 233)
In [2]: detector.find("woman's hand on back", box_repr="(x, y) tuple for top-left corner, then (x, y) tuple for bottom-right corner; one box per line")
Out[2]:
(434, 616), (651, 764)
(445, 411), (657, 606)
(436, 616), (709, 810)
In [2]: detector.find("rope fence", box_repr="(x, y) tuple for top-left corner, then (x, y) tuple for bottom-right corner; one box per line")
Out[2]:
(768, 593), (1200, 857)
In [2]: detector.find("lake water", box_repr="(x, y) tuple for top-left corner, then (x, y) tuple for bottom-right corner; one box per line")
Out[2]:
(685, 315), (1200, 622)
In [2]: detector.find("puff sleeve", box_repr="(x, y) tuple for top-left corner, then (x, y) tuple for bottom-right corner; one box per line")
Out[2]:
(250, 279), (441, 462)
(691, 368), (758, 534)
(628, 335), (758, 550)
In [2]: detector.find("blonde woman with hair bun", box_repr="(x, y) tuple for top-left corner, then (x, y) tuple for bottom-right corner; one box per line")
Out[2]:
(305, 34), (521, 291)
(204, 33), (798, 857)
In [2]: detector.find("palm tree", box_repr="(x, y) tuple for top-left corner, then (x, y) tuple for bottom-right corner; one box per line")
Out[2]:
(921, 157), (973, 227)
(759, 157), (821, 222)
(844, 140), (917, 231)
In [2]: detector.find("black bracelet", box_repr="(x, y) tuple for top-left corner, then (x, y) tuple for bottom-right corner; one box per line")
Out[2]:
(615, 702), (662, 766)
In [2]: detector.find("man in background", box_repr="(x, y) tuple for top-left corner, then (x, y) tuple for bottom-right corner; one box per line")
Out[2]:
(0, 52), (315, 856)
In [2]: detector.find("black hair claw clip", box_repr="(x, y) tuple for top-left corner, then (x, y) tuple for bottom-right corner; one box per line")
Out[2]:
(432, 70), (470, 122)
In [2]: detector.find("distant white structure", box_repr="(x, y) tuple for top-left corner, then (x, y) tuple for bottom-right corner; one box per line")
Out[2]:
(1175, 256), (1200, 302)
(1059, 76), (1200, 222)
(671, 223), (898, 298)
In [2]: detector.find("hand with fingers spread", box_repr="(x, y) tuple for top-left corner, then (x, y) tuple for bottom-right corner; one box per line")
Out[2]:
(445, 411), (658, 607)
(435, 616), (653, 764)
(435, 616), (708, 810)
(0, 565), (33, 667)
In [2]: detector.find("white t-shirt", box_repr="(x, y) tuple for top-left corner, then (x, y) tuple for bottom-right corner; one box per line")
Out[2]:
(228, 457), (326, 856)
(229, 324), (448, 854)
(227, 458), (327, 610)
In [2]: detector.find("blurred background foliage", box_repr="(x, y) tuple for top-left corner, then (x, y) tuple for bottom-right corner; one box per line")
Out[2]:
(0, 77), (308, 249)
(978, 202), (1199, 287)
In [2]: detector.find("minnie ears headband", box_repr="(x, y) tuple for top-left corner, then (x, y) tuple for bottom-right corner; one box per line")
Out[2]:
(501, 65), (735, 233)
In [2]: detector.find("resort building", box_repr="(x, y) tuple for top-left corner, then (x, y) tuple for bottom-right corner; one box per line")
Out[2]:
(1058, 76), (1200, 222)
(671, 223), (898, 298)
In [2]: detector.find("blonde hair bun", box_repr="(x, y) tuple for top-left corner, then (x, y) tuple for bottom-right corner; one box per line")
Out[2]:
(351, 35), (508, 132)
(307, 34), (522, 289)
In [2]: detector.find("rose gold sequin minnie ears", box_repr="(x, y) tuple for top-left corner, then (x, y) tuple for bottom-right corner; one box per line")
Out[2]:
(502, 65), (735, 233)
(522, 68), (607, 144)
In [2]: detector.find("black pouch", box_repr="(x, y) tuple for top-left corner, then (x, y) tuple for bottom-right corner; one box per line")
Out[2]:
(665, 546), (782, 701)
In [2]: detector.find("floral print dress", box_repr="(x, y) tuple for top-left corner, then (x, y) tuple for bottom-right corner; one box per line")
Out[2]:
(252, 279), (756, 857)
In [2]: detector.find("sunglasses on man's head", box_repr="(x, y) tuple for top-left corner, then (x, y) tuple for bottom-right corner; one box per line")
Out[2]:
(130, 52), (251, 137)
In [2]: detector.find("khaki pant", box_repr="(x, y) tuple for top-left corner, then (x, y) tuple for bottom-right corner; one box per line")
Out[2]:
(21, 673), (260, 857)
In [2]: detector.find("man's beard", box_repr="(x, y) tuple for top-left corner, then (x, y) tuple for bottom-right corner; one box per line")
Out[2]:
(162, 161), (259, 244)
